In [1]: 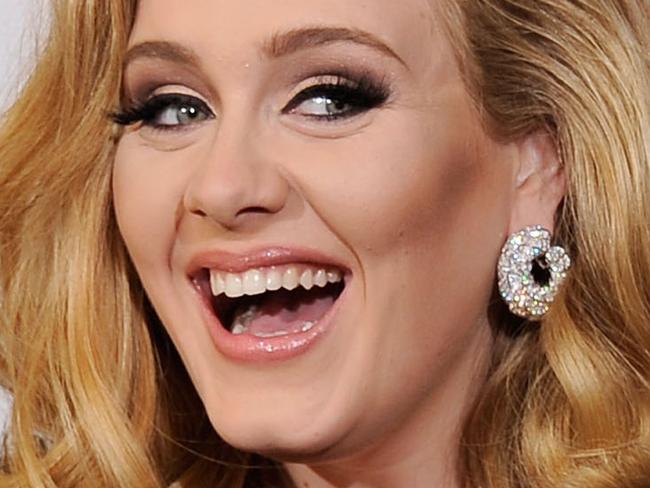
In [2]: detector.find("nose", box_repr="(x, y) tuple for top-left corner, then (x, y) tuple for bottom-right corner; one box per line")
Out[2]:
(183, 126), (290, 231)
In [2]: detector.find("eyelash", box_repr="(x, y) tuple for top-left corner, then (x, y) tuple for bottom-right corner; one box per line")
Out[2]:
(111, 74), (390, 131)
(282, 74), (390, 120)
(111, 93), (212, 130)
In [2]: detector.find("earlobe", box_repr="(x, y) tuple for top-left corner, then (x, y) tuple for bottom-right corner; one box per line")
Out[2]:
(508, 131), (566, 235)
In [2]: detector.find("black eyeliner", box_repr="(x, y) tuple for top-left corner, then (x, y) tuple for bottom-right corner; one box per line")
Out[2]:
(110, 93), (211, 127)
(281, 71), (392, 121)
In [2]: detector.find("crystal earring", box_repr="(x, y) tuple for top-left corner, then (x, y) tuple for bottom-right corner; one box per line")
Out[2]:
(497, 225), (571, 318)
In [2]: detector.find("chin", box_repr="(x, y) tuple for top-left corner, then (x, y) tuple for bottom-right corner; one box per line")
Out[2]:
(213, 416), (350, 462)
(204, 394), (360, 462)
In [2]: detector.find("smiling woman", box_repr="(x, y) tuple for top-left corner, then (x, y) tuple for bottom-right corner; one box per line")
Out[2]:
(0, 1), (648, 488)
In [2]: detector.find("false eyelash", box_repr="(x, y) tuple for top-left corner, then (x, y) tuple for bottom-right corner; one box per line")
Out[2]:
(109, 93), (209, 127)
(282, 72), (391, 117)
(109, 71), (390, 128)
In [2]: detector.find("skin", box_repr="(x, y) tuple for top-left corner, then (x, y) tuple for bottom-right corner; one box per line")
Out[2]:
(112, 0), (565, 486)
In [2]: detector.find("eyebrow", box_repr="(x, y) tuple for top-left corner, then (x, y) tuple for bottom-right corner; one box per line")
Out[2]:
(124, 41), (201, 69)
(263, 26), (406, 66)
(124, 26), (406, 70)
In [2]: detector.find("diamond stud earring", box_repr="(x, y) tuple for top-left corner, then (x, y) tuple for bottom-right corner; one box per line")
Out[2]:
(497, 225), (571, 318)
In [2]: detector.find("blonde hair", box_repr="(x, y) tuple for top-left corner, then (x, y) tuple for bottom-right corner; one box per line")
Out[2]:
(448, 1), (650, 486)
(0, 1), (647, 487)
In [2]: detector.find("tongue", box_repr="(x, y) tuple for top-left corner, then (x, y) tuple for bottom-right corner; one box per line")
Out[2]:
(241, 288), (335, 337)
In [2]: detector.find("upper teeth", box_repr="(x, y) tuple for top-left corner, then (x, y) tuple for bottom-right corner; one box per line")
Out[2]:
(210, 265), (343, 298)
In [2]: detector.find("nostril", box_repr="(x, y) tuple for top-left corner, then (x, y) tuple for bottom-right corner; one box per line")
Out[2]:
(235, 206), (274, 217)
(184, 192), (208, 218)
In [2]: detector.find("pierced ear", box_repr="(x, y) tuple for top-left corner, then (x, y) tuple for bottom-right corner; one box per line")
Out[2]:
(508, 131), (566, 235)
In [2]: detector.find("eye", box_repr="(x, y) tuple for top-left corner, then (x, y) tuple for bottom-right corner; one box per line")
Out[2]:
(288, 87), (357, 118)
(153, 99), (209, 127)
(112, 93), (214, 130)
(282, 75), (390, 121)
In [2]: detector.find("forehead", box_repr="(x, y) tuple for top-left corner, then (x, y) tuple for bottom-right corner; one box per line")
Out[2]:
(131, 0), (447, 71)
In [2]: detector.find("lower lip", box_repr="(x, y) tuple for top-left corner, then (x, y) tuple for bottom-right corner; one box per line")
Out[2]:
(196, 281), (349, 363)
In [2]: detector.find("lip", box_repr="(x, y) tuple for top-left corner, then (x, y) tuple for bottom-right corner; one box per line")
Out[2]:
(187, 246), (351, 363)
(186, 246), (350, 275)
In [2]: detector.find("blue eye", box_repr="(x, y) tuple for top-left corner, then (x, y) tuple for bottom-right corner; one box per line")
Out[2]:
(111, 74), (389, 128)
(283, 75), (390, 121)
(112, 93), (214, 129)
(153, 101), (209, 126)
(288, 91), (358, 118)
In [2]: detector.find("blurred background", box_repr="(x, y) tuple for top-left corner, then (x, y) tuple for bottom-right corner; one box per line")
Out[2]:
(0, 0), (48, 115)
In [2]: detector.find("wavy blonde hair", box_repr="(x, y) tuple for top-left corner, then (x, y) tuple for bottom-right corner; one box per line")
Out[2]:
(0, 0), (648, 487)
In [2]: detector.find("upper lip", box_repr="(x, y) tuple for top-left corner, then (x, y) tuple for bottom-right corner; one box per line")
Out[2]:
(186, 246), (350, 276)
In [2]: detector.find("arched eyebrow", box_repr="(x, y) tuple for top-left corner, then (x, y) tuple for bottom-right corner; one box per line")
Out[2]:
(124, 41), (201, 68)
(263, 26), (406, 67)
(124, 26), (406, 69)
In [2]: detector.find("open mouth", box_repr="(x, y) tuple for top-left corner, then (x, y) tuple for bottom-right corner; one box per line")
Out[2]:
(196, 265), (346, 338)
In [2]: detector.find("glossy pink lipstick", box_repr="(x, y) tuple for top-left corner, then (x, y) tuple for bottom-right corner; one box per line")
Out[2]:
(189, 247), (349, 362)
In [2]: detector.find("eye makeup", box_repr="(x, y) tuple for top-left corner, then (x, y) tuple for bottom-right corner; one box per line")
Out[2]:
(111, 92), (214, 131)
(111, 63), (393, 134)
(282, 71), (391, 121)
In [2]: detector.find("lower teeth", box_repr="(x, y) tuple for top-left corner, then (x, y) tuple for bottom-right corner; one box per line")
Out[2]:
(250, 329), (291, 338)
(231, 323), (249, 335)
(301, 320), (316, 332)
(230, 305), (259, 335)
(230, 320), (317, 337)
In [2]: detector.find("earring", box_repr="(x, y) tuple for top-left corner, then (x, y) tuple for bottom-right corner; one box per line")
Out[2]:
(497, 225), (571, 319)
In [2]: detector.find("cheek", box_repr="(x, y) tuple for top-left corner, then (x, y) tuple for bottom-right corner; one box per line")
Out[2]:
(111, 139), (189, 276)
(286, 107), (511, 267)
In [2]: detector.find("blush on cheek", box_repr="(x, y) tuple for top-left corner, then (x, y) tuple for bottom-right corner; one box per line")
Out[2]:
(352, 131), (493, 259)
(112, 144), (183, 271)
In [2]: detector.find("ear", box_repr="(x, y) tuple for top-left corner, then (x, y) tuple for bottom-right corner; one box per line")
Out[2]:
(508, 131), (566, 235)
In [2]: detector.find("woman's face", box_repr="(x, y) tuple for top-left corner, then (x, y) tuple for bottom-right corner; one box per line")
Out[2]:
(113, 0), (520, 468)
